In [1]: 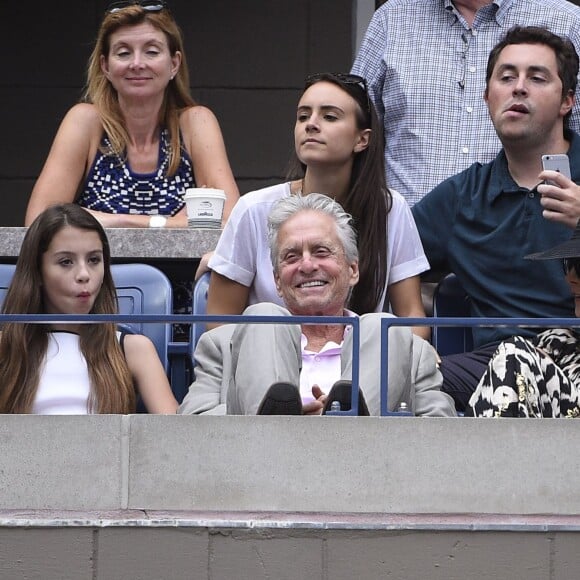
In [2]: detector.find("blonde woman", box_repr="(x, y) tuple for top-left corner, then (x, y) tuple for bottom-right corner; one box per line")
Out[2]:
(26, 1), (238, 228)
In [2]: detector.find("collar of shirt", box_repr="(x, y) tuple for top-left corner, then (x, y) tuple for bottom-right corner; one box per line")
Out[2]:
(299, 309), (357, 355)
(298, 309), (357, 401)
(444, 0), (505, 26)
(488, 130), (580, 203)
(487, 150), (523, 202)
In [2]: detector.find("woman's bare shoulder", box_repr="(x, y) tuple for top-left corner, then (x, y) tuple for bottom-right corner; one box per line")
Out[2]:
(179, 104), (219, 129)
(64, 103), (103, 132)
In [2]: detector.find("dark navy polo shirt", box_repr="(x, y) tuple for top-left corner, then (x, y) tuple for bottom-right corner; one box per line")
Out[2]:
(412, 132), (579, 348)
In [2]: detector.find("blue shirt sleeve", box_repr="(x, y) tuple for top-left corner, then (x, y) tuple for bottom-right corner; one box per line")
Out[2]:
(411, 179), (458, 272)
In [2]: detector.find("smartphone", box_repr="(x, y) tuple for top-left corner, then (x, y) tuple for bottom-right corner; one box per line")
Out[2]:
(541, 154), (571, 185)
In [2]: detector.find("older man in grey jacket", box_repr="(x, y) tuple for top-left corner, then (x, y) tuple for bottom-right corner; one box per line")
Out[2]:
(179, 194), (455, 417)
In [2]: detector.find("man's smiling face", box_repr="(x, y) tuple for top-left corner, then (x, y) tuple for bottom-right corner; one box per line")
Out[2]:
(274, 209), (359, 316)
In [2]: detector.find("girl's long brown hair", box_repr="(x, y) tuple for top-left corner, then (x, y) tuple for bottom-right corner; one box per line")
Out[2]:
(287, 73), (391, 314)
(0, 204), (135, 413)
(84, 5), (196, 175)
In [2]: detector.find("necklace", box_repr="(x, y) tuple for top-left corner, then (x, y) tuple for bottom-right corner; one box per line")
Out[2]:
(294, 178), (305, 196)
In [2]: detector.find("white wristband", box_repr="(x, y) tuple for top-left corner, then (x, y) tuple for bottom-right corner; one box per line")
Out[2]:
(149, 215), (167, 228)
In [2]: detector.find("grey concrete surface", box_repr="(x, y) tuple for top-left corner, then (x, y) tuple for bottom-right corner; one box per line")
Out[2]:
(0, 415), (580, 515)
(0, 227), (220, 261)
(326, 531), (551, 579)
(209, 530), (323, 580)
(128, 416), (580, 514)
(0, 415), (124, 510)
(3, 414), (580, 515)
(97, 528), (208, 580)
(2, 525), (580, 580)
(0, 528), (93, 580)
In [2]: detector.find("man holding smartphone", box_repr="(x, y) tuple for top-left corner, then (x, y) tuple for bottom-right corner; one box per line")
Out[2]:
(412, 26), (580, 412)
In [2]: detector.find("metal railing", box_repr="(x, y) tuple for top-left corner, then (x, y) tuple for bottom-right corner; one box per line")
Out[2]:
(0, 312), (361, 415)
(380, 316), (580, 416)
(4, 313), (579, 416)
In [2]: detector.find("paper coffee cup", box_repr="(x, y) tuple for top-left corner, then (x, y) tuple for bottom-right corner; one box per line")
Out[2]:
(184, 188), (226, 228)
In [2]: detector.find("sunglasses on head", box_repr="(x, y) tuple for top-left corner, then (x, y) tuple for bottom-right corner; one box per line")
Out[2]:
(563, 257), (580, 277)
(107, 0), (167, 13)
(305, 72), (371, 115)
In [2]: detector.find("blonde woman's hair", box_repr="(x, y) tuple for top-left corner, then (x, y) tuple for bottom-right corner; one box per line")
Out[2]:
(0, 204), (135, 414)
(84, 5), (195, 175)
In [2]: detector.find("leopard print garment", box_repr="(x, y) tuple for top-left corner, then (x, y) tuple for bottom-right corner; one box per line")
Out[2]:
(468, 328), (580, 418)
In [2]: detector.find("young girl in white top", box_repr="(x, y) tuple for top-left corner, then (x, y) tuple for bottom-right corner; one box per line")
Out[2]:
(0, 204), (177, 414)
(207, 72), (430, 338)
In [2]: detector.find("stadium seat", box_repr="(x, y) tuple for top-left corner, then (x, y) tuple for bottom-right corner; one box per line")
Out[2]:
(0, 264), (14, 303)
(432, 273), (473, 356)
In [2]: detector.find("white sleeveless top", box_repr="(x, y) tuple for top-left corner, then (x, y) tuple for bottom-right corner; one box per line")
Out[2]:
(32, 332), (92, 415)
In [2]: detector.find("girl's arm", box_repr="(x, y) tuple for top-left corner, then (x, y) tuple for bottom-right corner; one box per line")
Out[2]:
(206, 271), (250, 329)
(180, 106), (240, 224)
(388, 275), (431, 341)
(123, 333), (178, 414)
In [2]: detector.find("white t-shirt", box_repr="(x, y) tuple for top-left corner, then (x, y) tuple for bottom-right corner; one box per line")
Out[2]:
(209, 182), (429, 310)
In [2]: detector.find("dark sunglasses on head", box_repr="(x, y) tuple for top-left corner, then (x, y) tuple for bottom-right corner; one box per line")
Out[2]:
(563, 257), (580, 277)
(305, 72), (371, 115)
(107, 0), (167, 13)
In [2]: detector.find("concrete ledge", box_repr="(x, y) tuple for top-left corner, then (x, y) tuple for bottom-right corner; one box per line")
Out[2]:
(3, 510), (580, 532)
(2, 415), (580, 514)
(0, 227), (221, 260)
(129, 416), (580, 514)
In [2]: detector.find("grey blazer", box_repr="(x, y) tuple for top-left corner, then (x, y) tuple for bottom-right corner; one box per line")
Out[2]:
(178, 316), (456, 417)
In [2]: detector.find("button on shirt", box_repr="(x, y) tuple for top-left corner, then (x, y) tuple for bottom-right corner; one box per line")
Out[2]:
(352, 0), (580, 205)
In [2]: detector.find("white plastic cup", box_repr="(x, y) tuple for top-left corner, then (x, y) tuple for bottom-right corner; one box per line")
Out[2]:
(184, 188), (226, 229)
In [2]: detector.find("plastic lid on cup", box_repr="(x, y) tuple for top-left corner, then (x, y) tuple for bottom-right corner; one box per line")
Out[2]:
(185, 188), (226, 199)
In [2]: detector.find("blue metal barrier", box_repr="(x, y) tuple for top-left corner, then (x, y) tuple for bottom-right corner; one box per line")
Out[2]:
(380, 316), (580, 416)
(0, 313), (361, 416)
(5, 313), (579, 417)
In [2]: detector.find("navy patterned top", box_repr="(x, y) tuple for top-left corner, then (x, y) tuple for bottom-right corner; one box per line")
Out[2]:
(78, 129), (194, 215)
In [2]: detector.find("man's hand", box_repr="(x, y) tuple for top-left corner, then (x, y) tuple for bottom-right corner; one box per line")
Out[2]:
(538, 170), (580, 229)
(302, 385), (327, 415)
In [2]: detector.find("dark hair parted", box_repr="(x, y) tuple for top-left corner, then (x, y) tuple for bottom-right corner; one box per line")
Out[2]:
(84, 5), (195, 175)
(286, 72), (392, 314)
(486, 26), (579, 123)
(0, 204), (135, 414)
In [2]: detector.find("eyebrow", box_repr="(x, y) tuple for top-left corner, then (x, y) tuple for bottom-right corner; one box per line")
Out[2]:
(297, 104), (345, 113)
(496, 63), (552, 76)
(52, 249), (103, 256)
(111, 38), (164, 49)
(279, 242), (336, 255)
